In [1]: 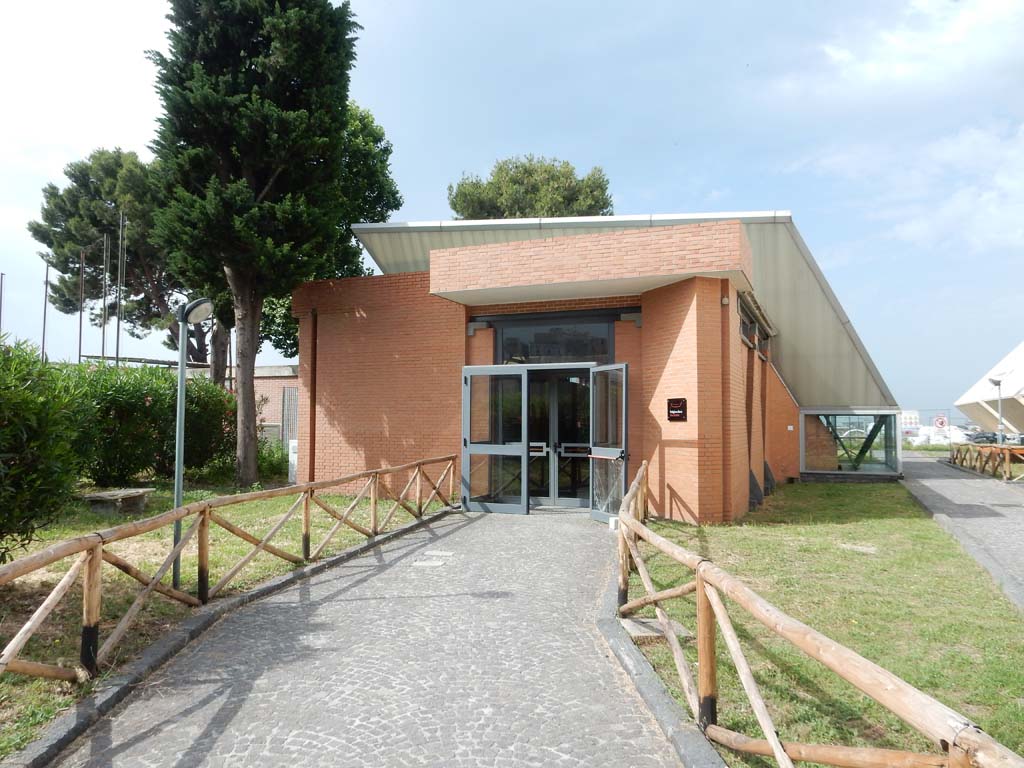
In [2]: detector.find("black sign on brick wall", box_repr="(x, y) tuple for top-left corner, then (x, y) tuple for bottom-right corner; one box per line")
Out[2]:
(667, 398), (687, 422)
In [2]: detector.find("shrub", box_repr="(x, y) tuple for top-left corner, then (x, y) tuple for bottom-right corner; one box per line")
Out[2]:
(69, 365), (237, 486)
(0, 339), (83, 562)
(257, 438), (289, 482)
(154, 376), (237, 476)
(73, 365), (170, 486)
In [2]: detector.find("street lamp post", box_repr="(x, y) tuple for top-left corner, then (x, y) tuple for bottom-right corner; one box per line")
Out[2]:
(173, 298), (214, 588)
(988, 377), (1004, 446)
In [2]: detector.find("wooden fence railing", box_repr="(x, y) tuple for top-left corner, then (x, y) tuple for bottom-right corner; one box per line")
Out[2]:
(0, 454), (457, 682)
(616, 460), (1024, 768)
(950, 444), (1024, 481)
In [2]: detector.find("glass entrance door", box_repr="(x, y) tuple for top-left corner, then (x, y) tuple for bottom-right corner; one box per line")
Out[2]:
(590, 363), (628, 522)
(527, 369), (590, 508)
(461, 366), (528, 514)
(556, 372), (590, 506)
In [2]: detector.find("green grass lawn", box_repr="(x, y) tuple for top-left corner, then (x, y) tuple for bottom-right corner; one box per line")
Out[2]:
(0, 476), (449, 759)
(631, 482), (1024, 767)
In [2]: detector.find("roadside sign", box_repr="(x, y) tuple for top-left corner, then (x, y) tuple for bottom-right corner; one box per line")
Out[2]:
(934, 415), (948, 429)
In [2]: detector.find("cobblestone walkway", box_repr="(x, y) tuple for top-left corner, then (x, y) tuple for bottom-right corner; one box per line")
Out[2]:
(902, 456), (1024, 611)
(55, 511), (680, 767)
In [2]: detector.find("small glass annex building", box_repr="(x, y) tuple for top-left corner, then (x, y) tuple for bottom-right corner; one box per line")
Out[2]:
(291, 211), (900, 525)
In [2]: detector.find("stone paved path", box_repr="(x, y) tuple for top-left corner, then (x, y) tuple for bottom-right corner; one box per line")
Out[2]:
(54, 511), (680, 767)
(902, 456), (1024, 611)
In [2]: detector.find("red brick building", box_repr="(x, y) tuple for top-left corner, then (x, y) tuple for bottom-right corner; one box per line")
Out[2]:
(292, 212), (899, 524)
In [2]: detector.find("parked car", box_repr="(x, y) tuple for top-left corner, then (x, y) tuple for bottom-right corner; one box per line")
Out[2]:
(969, 432), (998, 444)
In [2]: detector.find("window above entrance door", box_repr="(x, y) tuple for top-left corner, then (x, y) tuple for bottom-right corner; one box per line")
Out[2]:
(472, 308), (639, 366)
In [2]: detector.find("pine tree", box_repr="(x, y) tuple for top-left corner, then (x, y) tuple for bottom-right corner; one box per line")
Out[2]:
(151, 0), (360, 484)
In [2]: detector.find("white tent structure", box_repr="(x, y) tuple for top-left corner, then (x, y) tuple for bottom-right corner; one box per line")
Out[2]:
(955, 340), (1024, 435)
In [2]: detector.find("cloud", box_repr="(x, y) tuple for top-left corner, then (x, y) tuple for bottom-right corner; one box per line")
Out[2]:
(796, 124), (1024, 255)
(772, 0), (1024, 104)
(790, 122), (1024, 268)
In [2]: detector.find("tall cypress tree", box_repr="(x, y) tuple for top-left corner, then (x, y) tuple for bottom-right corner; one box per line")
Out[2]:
(151, 0), (359, 485)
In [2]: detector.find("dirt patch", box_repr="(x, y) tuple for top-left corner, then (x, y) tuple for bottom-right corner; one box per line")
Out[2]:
(106, 538), (172, 564)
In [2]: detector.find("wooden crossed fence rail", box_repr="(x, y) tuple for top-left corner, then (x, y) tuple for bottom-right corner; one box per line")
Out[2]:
(616, 460), (1024, 768)
(949, 444), (1024, 482)
(0, 454), (457, 683)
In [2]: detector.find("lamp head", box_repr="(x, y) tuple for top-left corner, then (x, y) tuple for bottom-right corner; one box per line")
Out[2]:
(179, 298), (214, 325)
(988, 377), (1002, 388)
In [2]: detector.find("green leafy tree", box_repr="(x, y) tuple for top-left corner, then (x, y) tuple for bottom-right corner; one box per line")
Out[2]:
(27, 149), (220, 365)
(151, 0), (362, 485)
(260, 103), (402, 358)
(448, 155), (613, 219)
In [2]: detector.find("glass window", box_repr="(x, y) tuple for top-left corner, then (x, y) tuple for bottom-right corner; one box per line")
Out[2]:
(468, 454), (522, 504)
(497, 320), (612, 365)
(592, 367), (624, 449)
(803, 414), (898, 473)
(469, 375), (522, 444)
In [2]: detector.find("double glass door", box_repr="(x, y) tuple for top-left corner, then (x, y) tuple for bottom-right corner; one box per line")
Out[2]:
(528, 369), (591, 508)
(462, 363), (627, 518)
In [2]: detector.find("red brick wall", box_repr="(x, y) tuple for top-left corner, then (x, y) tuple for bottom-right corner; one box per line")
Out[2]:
(804, 415), (840, 471)
(430, 222), (752, 296)
(466, 327), (494, 366)
(715, 282), (750, 523)
(639, 277), (752, 524)
(290, 222), (770, 525)
(293, 272), (465, 490)
(640, 279), (701, 523)
(765, 363), (800, 480)
(254, 376), (297, 433)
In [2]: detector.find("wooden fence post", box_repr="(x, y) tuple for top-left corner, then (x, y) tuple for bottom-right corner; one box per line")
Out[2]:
(198, 506), (210, 604)
(302, 491), (311, 560)
(449, 460), (456, 508)
(416, 465), (423, 516)
(696, 565), (718, 729)
(80, 543), (102, 675)
(617, 520), (630, 607)
(628, 486), (639, 574)
(641, 474), (649, 522)
(370, 473), (378, 536)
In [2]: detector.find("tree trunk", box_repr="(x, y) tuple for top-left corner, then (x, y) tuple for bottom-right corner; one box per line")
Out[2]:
(191, 322), (208, 364)
(209, 321), (229, 388)
(167, 321), (210, 366)
(225, 266), (262, 487)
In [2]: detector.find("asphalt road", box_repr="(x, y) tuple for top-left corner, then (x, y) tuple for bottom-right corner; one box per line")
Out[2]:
(902, 456), (1024, 611)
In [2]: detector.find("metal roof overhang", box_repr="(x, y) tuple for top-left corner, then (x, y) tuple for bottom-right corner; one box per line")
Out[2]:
(353, 211), (790, 274)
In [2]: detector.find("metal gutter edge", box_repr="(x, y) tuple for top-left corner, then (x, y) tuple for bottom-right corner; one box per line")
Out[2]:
(597, 562), (725, 768)
(351, 210), (793, 236)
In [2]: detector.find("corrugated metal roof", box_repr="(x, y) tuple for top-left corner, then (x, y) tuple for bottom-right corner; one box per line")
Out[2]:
(349, 211), (897, 409)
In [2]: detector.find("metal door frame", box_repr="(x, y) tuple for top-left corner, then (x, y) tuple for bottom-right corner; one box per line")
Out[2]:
(462, 363), (595, 514)
(527, 367), (593, 508)
(461, 365), (529, 514)
(589, 362), (628, 522)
